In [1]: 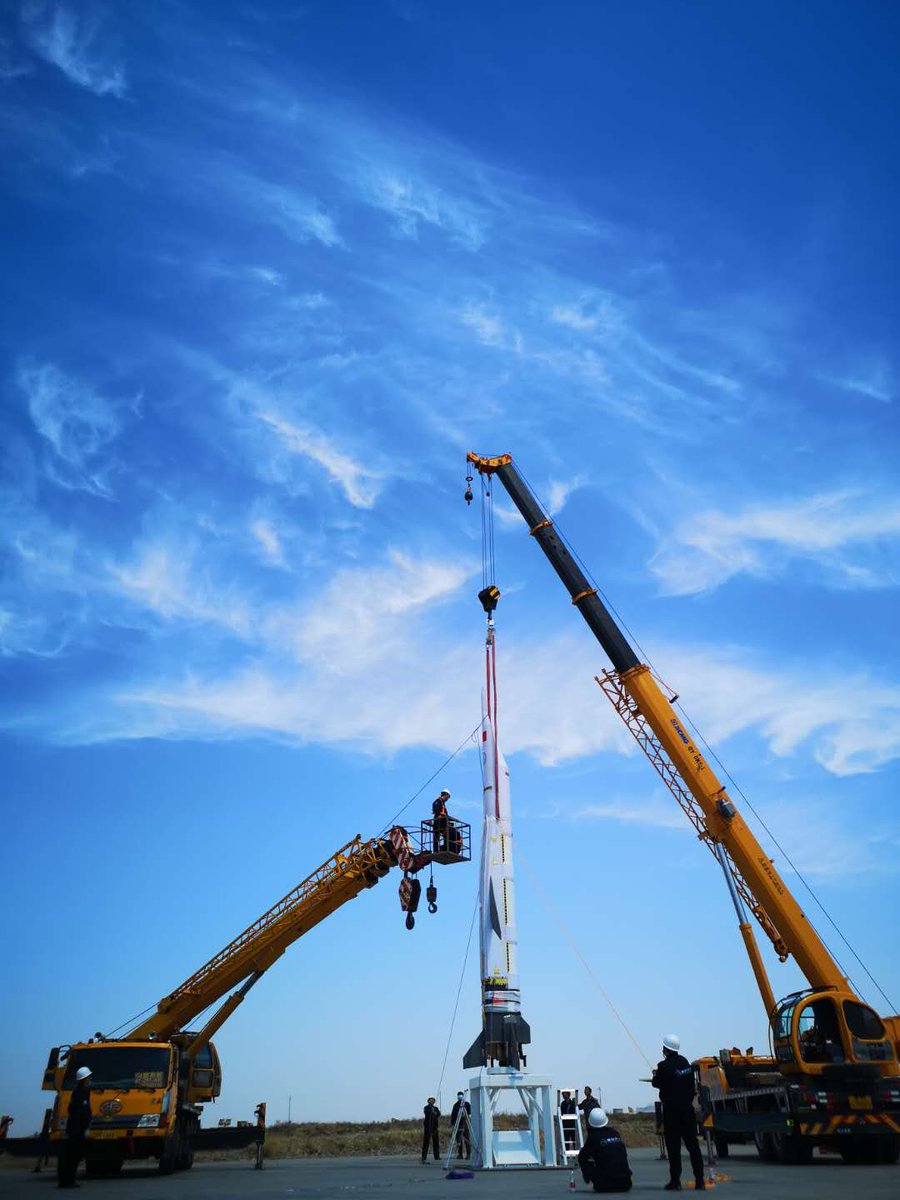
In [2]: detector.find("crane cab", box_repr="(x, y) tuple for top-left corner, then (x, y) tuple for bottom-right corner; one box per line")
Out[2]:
(174, 1036), (222, 1104)
(772, 989), (898, 1078)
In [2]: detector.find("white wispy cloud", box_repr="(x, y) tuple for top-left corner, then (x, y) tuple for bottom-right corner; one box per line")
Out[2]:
(227, 174), (344, 248)
(17, 361), (125, 494)
(257, 411), (381, 509)
(460, 306), (523, 352)
(358, 166), (488, 249)
(550, 305), (600, 332)
(566, 790), (894, 881)
(822, 365), (893, 405)
(110, 542), (253, 637)
(495, 475), (585, 527)
(569, 796), (686, 831)
(21, 1), (126, 97)
(651, 491), (900, 595)
(249, 518), (285, 566)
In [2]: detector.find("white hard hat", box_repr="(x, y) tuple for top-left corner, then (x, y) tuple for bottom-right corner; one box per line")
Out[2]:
(75, 1067), (92, 1081)
(662, 1033), (681, 1052)
(589, 1108), (609, 1129)
(439, 789), (451, 798)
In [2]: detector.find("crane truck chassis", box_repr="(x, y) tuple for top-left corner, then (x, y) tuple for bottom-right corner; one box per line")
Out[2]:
(3, 817), (469, 1177)
(466, 450), (900, 1166)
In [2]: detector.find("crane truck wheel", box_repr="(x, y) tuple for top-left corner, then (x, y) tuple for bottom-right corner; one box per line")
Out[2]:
(771, 1130), (813, 1164)
(158, 1136), (179, 1175)
(177, 1141), (195, 1170)
(753, 1131), (778, 1162)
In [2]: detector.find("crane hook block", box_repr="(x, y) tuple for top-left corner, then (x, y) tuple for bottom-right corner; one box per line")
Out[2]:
(399, 875), (421, 923)
(426, 881), (438, 914)
(478, 585), (501, 614)
(464, 473), (474, 505)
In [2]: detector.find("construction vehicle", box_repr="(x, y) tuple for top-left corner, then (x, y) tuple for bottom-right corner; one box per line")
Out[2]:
(465, 450), (900, 1166)
(6, 818), (469, 1177)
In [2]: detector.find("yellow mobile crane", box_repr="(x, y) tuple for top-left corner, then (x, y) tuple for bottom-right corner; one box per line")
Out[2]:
(466, 451), (900, 1166)
(16, 818), (469, 1177)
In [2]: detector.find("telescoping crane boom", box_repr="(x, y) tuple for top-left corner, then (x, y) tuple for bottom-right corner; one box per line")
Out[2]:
(33, 818), (469, 1178)
(466, 451), (900, 1166)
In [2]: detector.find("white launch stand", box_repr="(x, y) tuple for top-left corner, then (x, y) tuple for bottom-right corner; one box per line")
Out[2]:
(468, 1068), (557, 1168)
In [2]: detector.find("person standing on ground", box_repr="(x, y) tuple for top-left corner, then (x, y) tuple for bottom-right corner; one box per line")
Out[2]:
(578, 1085), (601, 1124)
(450, 1090), (471, 1159)
(421, 1097), (441, 1163)
(651, 1034), (705, 1191)
(58, 1065), (92, 1189)
(578, 1108), (633, 1193)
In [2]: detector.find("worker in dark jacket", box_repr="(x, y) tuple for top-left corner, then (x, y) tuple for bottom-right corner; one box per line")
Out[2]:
(652, 1034), (705, 1191)
(432, 790), (451, 852)
(578, 1085), (601, 1122)
(560, 1090), (577, 1115)
(450, 1090), (471, 1159)
(421, 1097), (441, 1163)
(58, 1065), (93, 1189)
(578, 1108), (632, 1193)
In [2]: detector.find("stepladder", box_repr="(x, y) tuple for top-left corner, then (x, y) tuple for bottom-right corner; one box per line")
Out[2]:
(445, 1103), (478, 1169)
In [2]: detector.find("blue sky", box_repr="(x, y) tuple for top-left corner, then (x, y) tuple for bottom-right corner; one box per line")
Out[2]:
(2, 0), (899, 1132)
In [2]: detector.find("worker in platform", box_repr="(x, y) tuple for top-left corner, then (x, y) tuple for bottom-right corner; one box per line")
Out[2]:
(578, 1085), (601, 1123)
(560, 1089), (577, 1114)
(421, 1096), (441, 1163)
(57, 1065), (93, 1189)
(432, 790), (451, 853)
(651, 1034), (705, 1191)
(450, 1090), (471, 1159)
(578, 1108), (633, 1193)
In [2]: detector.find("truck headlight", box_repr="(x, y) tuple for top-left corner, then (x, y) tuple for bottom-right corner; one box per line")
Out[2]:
(137, 1115), (160, 1128)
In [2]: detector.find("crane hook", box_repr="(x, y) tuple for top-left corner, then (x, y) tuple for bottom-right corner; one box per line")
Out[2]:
(426, 879), (438, 914)
(464, 473), (474, 505)
(405, 911), (416, 931)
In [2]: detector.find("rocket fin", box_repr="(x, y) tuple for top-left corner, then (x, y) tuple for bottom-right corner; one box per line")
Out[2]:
(463, 1030), (485, 1069)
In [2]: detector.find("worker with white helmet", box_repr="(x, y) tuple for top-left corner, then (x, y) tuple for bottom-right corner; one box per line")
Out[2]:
(57, 1065), (93, 1189)
(577, 1107), (633, 1193)
(651, 1035), (705, 1191)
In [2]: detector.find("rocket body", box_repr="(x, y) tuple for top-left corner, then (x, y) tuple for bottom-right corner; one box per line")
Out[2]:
(464, 627), (531, 1069)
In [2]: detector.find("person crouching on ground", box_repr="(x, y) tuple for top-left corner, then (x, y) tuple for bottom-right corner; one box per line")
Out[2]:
(578, 1108), (632, 1193)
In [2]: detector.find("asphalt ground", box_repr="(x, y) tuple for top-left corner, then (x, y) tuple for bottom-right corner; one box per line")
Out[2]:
(1, 1148), (898, 1200)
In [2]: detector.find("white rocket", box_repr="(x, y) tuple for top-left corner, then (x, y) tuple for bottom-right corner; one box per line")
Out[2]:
(464, 621), (531, 1070)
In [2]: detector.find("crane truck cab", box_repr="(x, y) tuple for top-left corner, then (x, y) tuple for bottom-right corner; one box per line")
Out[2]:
(44, 1038), (207, 1175)
(773, 989), (896, 1073)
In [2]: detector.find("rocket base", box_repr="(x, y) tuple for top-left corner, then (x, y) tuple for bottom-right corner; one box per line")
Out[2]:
(467, 1068), (557, 1168)
(463, 1012), (532, 1070)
